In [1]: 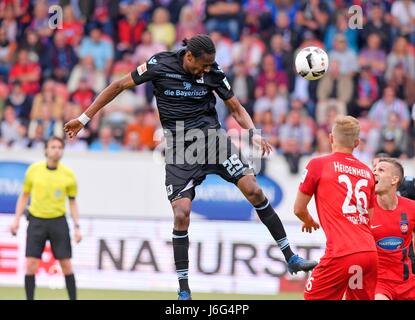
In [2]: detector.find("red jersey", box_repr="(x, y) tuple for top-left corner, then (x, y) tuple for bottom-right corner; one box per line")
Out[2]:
(299, 152), (377, 258)
(371, 196), (415, 282)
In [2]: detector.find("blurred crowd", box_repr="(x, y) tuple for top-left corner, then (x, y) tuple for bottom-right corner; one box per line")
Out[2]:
(0, 0), (414, 172)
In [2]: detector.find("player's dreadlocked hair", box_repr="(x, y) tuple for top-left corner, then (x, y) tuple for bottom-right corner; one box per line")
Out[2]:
(182, 35), (216, 58)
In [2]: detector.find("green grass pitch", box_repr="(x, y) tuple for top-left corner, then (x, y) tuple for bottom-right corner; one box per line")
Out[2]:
(0, 286), (303, 300)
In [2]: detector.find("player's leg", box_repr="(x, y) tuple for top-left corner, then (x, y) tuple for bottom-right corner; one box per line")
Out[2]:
(374, 279), (394, 300)
(304, 255), (348, 300)
(375, 294), (390, 300)
(25, 215), (47, 300)
(212, 132), (317, 273)
(236, 174), (317, 273)
(165, 160), (203, 300)
(344, 251), (378, 300)
(25, 257), (40, 300)
(236, 175), (294, 260)
(48, 216), (76, 300)
(171, 194), (193, 300)
(59, 259), (76, 300)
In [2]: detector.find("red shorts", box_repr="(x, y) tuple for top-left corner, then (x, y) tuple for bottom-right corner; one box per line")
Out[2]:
(304, 251), (378, 300)
(375, 276), (415, 300)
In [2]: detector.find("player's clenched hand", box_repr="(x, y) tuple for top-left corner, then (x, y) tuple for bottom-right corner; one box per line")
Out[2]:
(252, 134), (272, 156)
(73, 228), (82, 243)
(10, 219), (19, 236)
(64, 119), (84, 139)
(302, 216), (320, 233)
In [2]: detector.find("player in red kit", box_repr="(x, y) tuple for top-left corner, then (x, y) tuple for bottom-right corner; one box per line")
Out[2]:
(372, 158), (415, 300)
(294, 115), (378, 300)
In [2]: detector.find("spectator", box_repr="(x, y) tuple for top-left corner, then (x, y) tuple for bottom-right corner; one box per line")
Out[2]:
(205, 0), (242, 41)
(90, 126), (123, 152)
(390, 0), (415, 43)
(388, 62), (415, 106)
(316, 59), (352, 124)
(29, 0), (53, 41)
(210, 31), (235, 73)
(232, 30), (265, 76)
(27, 121), (45, 150)
(30, 79), (64, 124)
(256, 110), (279, 149)
(269, 34), (294, 89)
(360, 3), (392, 50)
(376, 132), (407, 159)
(78, 26), (114, 76)
(5, 80), (32, 125)
(295, 0), (330, 42)
(9, 49), (41, 95)
(111, 51), (136, 82)
(0, 26), (16, 81)
(133, 29), (166, 65)
(47, 31), (78, 82)
(255, 53), (289, 98)
(61, 5), (84, 47)
(1, 4), (17, 42)
(349, 65), (380, 118)
(279, 109), (313, 174)
(19, 29), (46, 66)
(329, 33), (359, 76)
(324, 10), (358, 53)
(273, 10), (297, 49)
(253, 81), (288, 126)
(369, 86), (410, 131)
(9, 122), (30, 150)
(175, 5), (206, 44)
(119, 0), (151, 17)
(148, 7), (176, 49)
(228, 60), (256, 117)
(124, 109), (157, 150)
(385, 36), (415, 81)
(358, 33), (387, 78)
(67, 55), (107, 94)
(70, 78), (96, 112)
(116, 4), (146, 55)
(379, 111), (410, 156)
(28, 103), (63, 141)
(0, 105), (21, 146)
(352, 135), (372, 165)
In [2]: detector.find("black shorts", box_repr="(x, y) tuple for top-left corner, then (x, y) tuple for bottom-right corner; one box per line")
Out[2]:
(26, 214), (72, 260)
(165, 129), (254, 202)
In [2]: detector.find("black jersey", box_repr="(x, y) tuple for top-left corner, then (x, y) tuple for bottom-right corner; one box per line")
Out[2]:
(130, 49), (234, 132)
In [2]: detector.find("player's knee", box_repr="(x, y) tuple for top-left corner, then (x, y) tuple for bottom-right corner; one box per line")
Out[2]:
(172, 202), (191, 224)
(26, 259), (39, 275)
(244, 184), (264, 204)
(59, 259), (73, 275)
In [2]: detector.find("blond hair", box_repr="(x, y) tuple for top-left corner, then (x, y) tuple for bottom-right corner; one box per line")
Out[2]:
(331, 115), (360, 148)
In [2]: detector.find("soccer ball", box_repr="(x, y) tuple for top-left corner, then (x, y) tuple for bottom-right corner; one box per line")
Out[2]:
(295, 46), (329, 80)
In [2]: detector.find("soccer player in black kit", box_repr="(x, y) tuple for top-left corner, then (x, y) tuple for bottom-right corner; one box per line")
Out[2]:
(64, 35), (317, 300)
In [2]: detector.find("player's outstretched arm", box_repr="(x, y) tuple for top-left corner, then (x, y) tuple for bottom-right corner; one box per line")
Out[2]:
(224, 96), (272, 156)
(294, 190), (320, 233)
(64, 73), (136, 139)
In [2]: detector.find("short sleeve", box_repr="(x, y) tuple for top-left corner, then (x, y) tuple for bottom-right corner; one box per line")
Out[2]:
(211, 63), (234, 101)
(67, 171), (78, 199)
(130, 55), (160, 85)
(299, 159), (320, 196)
(22, 165), (34, 193)
(367, 172), (376, 210)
